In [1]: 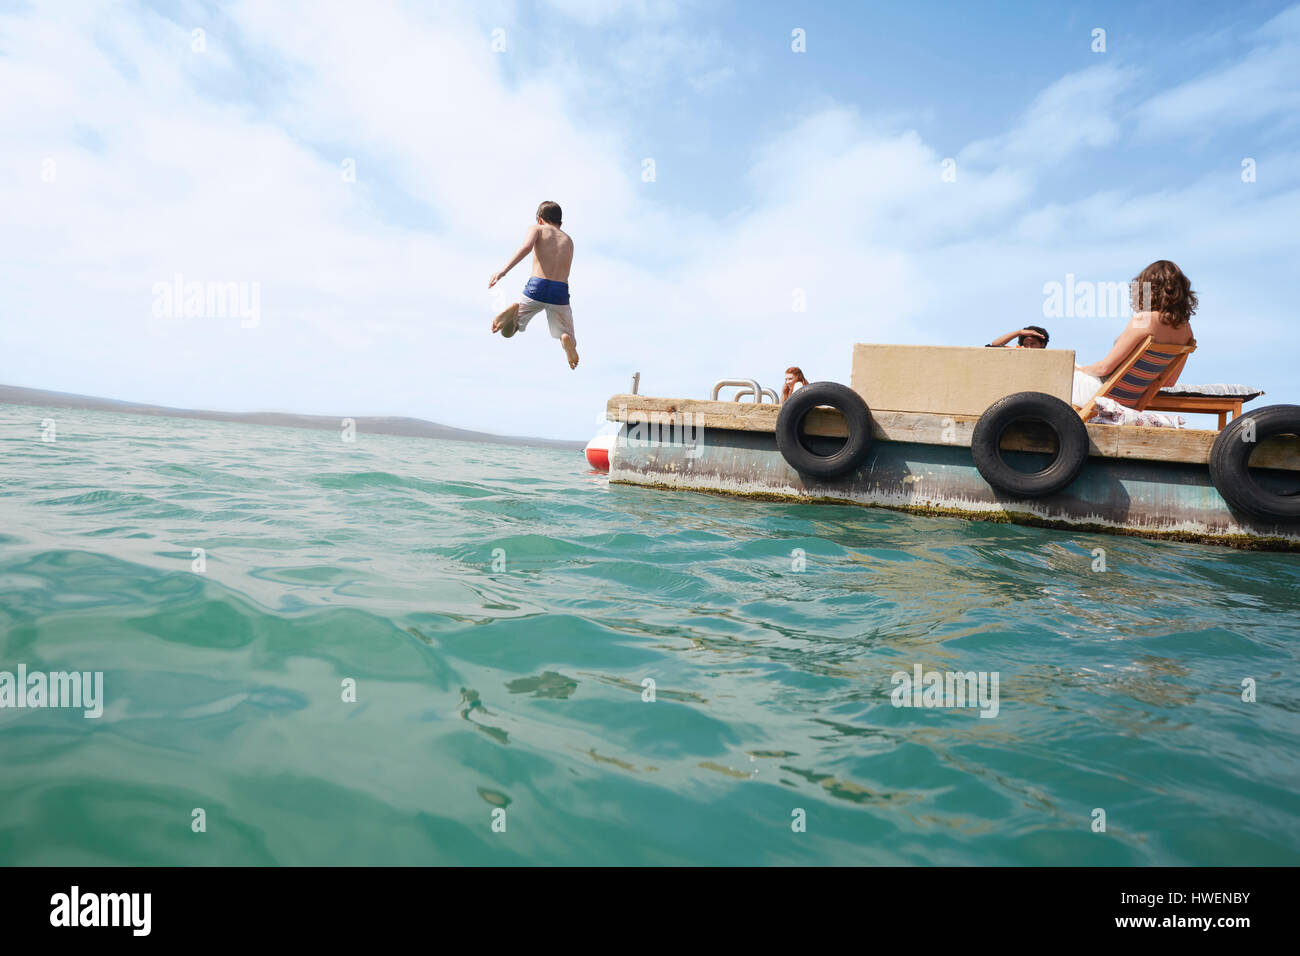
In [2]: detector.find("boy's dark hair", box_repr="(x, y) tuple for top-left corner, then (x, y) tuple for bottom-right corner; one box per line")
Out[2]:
(536, 201), (562, 226)
(1019, 325), (1049, 346)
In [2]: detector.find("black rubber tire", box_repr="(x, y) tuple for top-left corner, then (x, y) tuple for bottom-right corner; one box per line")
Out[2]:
(775, 382), (873, 479)
(1209, 405), (1300, 520)
(971, 391), (1089, 497)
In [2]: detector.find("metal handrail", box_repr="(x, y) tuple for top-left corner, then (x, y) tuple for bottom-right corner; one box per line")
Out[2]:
(712, 378), (763, 402)
(730, 386), (781, 404)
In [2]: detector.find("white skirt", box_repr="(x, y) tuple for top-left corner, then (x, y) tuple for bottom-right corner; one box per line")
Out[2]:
(1072, 369), (1103, 406)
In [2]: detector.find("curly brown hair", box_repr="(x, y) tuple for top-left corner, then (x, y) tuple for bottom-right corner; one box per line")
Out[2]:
(1131, 260), (1197, 329)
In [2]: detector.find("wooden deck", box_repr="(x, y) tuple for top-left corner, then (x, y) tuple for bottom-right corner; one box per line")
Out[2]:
(605, 395), (1300, 471)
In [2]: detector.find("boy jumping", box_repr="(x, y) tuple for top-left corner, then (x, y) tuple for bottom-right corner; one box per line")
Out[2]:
(489, 201), (579, 370)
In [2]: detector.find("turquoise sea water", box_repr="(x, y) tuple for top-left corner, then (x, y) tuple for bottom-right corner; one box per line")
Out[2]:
(1, 400), (1298, 866)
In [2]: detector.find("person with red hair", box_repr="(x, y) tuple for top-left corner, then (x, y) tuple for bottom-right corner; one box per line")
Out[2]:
(781, 367), (808, 402)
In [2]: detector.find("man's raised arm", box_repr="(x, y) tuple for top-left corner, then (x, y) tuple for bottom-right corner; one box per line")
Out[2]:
(489, 226), (538, 287)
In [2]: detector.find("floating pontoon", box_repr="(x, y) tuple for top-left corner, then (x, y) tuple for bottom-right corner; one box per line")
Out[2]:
(602, 345), (1300, 551)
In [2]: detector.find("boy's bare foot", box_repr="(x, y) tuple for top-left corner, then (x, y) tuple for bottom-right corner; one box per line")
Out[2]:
(561, 333), (579, 370)
(491, 303), (519, 338)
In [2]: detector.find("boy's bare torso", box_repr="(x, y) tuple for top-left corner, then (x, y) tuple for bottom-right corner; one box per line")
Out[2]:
(488, 213), (579, 369)
(531, 224), (573, 283)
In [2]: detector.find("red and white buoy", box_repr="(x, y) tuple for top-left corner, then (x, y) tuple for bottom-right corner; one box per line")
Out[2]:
(586, 373), (636, 473)
(584, 432), (616, 472)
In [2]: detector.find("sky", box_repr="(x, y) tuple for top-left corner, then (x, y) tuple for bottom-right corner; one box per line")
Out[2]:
(2, 0), (1298, 439)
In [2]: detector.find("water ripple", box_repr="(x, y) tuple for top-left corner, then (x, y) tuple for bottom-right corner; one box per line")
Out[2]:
(1, 401), (1298, 864)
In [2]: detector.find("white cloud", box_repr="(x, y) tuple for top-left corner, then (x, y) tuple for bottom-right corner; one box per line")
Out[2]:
(1, 0), (1298, 443)
(689, 66), (736, 92)
(963, 64), (1135, 166)
(1136, 6), (1300, 137)
(541, 0), (681, 27)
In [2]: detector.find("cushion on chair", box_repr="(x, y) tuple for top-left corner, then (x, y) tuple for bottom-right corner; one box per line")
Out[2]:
(1157, 384), (1265, 399)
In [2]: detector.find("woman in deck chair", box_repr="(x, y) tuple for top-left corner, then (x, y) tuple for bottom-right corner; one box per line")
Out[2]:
(1072, 260), (1197, 410)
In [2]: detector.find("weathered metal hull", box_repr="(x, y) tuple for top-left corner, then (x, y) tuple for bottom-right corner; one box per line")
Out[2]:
(609, 425), (1300, 551)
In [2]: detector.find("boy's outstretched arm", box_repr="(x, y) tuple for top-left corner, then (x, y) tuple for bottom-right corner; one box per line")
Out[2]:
(488, 226), (538, 287)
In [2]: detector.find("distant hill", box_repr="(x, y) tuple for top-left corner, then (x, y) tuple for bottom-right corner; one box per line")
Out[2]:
(0, 384), (585, 451)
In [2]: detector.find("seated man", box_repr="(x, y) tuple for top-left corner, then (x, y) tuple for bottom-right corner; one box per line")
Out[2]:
(985, 326), (1049, 349)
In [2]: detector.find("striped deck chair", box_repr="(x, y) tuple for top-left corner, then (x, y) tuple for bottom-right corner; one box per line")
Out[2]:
(1077, 336), (1196, 423)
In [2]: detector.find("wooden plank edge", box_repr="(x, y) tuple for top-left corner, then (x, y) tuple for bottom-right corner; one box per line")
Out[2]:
(605, 395), (1299, 470)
